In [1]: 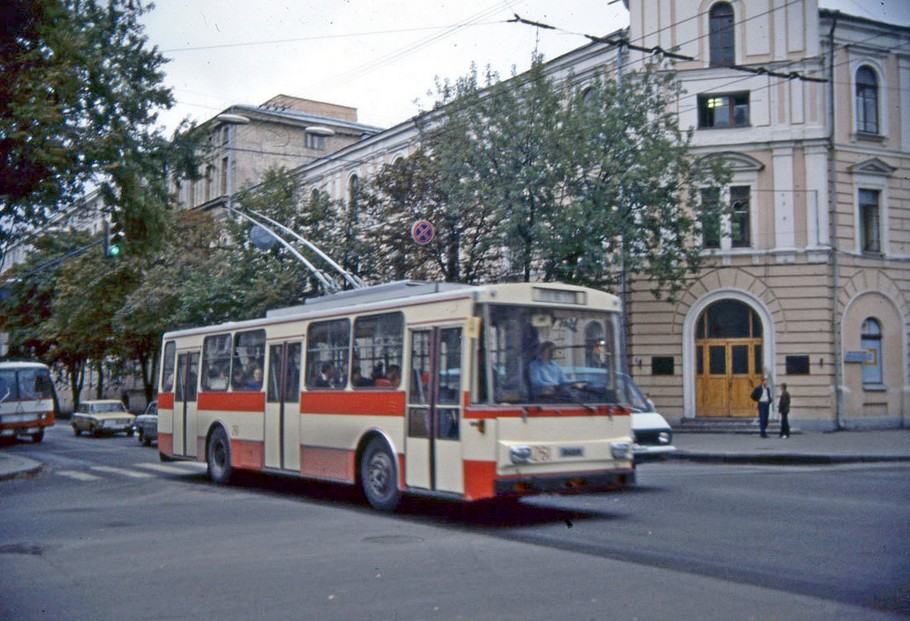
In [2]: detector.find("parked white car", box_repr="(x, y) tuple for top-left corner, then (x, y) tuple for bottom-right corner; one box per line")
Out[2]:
(617, 375), (677, 463)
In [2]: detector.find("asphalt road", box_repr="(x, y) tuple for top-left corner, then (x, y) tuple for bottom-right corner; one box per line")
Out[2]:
(1, 425), (907, 621)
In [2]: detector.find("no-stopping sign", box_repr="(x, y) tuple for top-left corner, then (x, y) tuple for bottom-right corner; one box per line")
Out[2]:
(411, 220), (435, 245)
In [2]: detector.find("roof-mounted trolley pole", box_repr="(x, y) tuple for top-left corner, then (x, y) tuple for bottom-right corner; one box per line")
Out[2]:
(246, 207), (366, 290)
(228, 207), (340, 293)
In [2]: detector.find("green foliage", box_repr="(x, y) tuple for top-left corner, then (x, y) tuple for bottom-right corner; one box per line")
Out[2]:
(367, 55), (731, 300)
(0, 0), (181, 257)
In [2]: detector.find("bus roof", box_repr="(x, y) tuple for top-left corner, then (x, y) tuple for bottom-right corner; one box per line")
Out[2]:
(162, 280), (621, 340)
(0, 361), (50, 370)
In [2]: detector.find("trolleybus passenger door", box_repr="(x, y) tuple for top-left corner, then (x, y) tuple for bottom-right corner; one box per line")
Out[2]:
(265, 342), (302, 471)
(174, 352), (200, 458)
(406, 328), (464, 494)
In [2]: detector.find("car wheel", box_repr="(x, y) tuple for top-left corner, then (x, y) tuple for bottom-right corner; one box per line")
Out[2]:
(31, 429), (44, 443)
(92, 426), (100, 438)
(360, 437), (401, 512)
(126, 429), (134, 437)
(73, 425), (81, 436)
(142, 432), (152, 447)
(207, 426), (233, 485)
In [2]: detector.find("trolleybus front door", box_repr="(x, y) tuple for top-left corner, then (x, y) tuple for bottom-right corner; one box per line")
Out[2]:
(265, 342), (302, 471)
(406, 327), (464, 494)
(173, 352), (200, 457)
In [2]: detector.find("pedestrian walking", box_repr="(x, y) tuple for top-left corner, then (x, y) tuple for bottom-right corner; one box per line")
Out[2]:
(778, 382), (791, 439)
(751, 378), (772, 438)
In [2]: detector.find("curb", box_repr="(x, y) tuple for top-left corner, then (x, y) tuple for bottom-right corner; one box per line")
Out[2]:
(671, 452), (910, 465)
(0, 456), (44, 481)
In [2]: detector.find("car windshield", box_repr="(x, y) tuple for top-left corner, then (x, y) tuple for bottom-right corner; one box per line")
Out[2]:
(481, 304), (621, 404)
(92, 403), (126, 414)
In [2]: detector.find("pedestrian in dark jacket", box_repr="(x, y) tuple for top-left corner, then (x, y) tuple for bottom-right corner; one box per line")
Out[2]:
(778, 383), (791, 439)
(751, 378), (772, 438)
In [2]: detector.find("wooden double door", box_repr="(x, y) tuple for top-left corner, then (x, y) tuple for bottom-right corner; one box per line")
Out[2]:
(695, 338), (763, 417)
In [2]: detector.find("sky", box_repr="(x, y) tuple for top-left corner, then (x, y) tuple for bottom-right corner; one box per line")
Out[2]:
(140, 0), (910, 135)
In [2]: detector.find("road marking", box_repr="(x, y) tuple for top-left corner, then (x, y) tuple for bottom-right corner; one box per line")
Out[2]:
(91, 465), (153, 479)
(134, 462), (205, 475)
(56, 470), (102, 482)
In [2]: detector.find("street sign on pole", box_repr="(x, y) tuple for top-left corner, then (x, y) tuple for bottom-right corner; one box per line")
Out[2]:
(411, 220), (435, 245)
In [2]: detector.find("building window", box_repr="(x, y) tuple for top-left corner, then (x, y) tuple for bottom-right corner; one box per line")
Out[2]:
(698, 93), (749, 128)
(306, 133), (325, 150)
(730, 186), (750, 248)
(860, 318), (883, 386)
(855, 66), (879, 134)
(709, 3), (735, 67)
(700, 188), (722, 249)
(859, 189), (881, 253)
(221, 156), (228, 197)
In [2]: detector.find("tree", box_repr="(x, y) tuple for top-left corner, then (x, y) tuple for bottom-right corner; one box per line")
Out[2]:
(368, 55), (729, 299)
(0, 0), (177, 260)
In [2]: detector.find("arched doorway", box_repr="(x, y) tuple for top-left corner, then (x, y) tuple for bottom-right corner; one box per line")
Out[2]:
(695, 299), (764, 417)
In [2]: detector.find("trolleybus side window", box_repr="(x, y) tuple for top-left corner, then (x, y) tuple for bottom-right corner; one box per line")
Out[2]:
(0, 369), (16, 401)
(162, 341), (176, 392)
(352, 312), (403, 389)
(306, 319), (350, 389)
(233, 329), (266, 391)
(17, 367), (52, 399)
(201, 334), (232, 391)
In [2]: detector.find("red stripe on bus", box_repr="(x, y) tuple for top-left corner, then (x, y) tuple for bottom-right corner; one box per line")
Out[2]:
(463, 460), (497, 501)
(159, 433), (173, 456)
(299, 391), (406, 416)
(232, 439), (264, 470)
(158, 393), (174, 409)
(198, 392), (266, 412)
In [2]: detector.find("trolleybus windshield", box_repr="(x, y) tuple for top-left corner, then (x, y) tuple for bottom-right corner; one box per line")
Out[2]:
(482, 304), (621, 404)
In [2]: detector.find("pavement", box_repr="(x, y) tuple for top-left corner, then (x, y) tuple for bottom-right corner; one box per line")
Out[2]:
(2, 428), (910, 482)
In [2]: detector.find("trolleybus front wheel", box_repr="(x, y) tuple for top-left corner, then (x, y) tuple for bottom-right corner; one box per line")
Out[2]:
(360, 437), (401, 512)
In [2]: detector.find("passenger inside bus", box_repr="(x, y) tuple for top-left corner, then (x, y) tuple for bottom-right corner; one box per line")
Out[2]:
(245, 367), (263, 391)
(314, 363), (335, 388)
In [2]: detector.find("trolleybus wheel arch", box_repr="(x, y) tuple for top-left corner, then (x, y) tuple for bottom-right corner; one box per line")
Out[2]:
(360, 436), (401, 512)
(207, 425), (233, 485)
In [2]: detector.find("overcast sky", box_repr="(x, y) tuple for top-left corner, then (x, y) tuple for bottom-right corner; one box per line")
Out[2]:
(141, 0), (910, 134)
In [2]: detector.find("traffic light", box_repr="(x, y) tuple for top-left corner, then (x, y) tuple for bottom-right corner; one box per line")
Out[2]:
(103, 220), (124, 258)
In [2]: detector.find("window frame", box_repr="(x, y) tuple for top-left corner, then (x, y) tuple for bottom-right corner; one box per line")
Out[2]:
(708, 2), (735, 67)
(860, 318), (884, 388)
(698, 92), (750, 129)
(305, 318), (351, 390)
(855, 65), (879, 135)
(351, 312), (404, 390)
(858, 188), (881, 254)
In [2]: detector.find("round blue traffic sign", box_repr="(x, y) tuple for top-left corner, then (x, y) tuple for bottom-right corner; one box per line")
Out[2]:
(411, 220), (435, 245)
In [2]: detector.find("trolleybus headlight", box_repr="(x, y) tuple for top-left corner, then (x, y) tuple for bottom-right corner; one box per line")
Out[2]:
(511, 446), (532, 464)
(611, 441), (632, 460)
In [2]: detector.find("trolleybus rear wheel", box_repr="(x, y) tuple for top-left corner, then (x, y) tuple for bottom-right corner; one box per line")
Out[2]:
(207, 426), (233, 485)
(361, 437), (401, 512)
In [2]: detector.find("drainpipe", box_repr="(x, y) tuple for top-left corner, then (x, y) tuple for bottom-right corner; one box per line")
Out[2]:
(827, 12), (845, 430)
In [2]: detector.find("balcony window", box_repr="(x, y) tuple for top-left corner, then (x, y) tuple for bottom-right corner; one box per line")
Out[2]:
(709, 3), (735, 67)
(855, 66), (879, 135)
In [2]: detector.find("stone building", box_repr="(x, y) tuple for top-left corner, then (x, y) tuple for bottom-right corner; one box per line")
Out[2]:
(175, 94), (382, 212)
(281, 0), (908, 430)
(625, 1), (909, 429)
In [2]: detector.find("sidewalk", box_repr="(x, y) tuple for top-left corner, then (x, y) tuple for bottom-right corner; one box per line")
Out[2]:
(672, 428), (910, 465)
(0, 452), (43, 481)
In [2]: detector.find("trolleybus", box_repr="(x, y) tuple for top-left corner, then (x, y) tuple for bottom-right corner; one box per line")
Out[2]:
(157, 281), (635, 510)
(0, 361), (56, 443)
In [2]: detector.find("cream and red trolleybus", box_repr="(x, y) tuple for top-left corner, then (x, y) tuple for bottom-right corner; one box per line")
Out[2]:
(157, 281), (634, 510)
